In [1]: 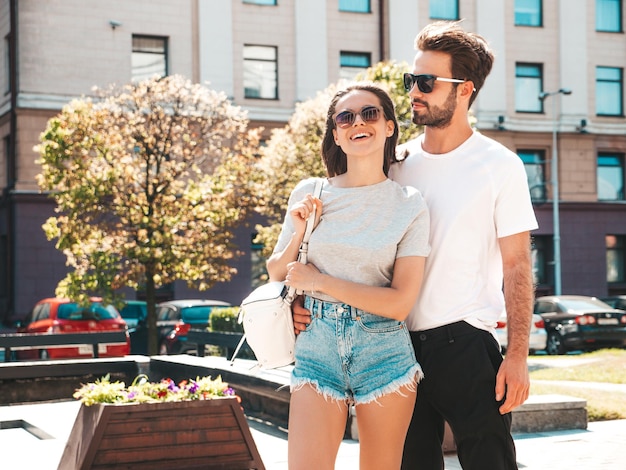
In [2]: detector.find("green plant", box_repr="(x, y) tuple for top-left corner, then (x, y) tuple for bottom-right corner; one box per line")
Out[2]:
(209, 306), (242, 333)
(208, 306), (255, 359)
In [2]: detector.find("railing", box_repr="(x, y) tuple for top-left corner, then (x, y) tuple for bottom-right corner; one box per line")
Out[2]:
(0, 331), (128, 362)
(186, 330), (247, 358)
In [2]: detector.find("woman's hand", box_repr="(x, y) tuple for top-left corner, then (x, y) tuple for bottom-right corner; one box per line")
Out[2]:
(289, 194), (323, 237)
(285, 261), (322, 293)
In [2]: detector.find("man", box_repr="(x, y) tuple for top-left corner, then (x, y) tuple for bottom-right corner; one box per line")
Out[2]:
(294, 21), (537, 469)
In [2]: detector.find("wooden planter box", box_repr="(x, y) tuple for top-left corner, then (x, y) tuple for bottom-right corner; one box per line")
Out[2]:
(58, 398), (265, 470)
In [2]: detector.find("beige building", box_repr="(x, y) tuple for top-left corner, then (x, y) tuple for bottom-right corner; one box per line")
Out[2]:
(1, 0), (625, 323)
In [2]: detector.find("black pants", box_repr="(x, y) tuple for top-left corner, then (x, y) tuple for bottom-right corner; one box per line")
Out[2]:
(402, 321), (517, 470)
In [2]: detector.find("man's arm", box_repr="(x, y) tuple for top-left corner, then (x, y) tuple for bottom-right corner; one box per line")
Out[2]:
(496, 231), (534, 414)
(292, 296), (310, 335)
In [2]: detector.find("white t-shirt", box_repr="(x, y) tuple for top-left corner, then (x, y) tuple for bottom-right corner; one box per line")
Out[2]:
(389, 131), (538, 332)
(274, 177), (431, 303)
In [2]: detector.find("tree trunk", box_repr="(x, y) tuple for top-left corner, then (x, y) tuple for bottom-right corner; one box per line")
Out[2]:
(145, 264), (158, 356)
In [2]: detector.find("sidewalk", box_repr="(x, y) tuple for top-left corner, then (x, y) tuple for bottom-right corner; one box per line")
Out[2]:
(1, 399), (625, 469)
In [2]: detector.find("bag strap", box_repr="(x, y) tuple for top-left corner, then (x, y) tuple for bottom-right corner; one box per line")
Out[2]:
(230, 178), (323, 368)
(284, 178), (323, 303)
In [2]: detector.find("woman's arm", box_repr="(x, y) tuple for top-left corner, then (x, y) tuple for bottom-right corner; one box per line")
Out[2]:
(284, 256), (425, 321)
(266, 194), (322, 282)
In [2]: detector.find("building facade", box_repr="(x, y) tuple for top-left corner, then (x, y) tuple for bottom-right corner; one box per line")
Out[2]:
(1, 0), (625, 323)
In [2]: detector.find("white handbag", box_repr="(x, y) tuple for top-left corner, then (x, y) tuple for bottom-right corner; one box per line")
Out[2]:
(232, 179), (323, 369)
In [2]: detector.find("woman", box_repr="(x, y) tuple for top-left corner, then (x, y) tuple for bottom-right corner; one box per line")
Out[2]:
(267, 82), (430, 470)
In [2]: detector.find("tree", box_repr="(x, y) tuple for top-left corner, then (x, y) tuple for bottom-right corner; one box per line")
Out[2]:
(36, 75), (261, 355)
(254, 61), (422, 258)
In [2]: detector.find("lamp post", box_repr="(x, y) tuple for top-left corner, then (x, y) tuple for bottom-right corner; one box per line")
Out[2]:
(538, 88), (572, 295)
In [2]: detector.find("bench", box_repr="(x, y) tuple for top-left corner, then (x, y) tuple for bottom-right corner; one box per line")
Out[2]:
(186, 330), (248, 358)
(0, 356), (149, 405)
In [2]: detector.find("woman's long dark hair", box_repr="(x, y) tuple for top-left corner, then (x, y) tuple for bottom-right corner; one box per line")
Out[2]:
(321, 83), (399, 177)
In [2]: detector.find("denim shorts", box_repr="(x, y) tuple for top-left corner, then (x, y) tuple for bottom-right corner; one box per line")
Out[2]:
(291, 296), (423, 405)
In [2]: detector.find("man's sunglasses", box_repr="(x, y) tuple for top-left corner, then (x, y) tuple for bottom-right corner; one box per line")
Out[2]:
(334, 105), (382, 128)
(403, 73), (466, 93)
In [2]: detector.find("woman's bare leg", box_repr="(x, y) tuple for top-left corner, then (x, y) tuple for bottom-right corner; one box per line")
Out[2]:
(288, 384), (349, 470)
(355, 385), (417, 470)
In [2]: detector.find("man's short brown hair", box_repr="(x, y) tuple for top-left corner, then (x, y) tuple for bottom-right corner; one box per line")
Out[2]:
(415, 21), (494, 107)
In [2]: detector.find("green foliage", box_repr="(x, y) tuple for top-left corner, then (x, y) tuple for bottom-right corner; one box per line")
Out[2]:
(207, 306), (255, 359)
(254, 61), (423, 257)
(35, 74), (263, 353)
(209, 306), (242, 333)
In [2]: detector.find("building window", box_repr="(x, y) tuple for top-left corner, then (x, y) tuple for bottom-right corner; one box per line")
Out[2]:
(515, 63), (543, 113)
(515, 0), (542, 26)
(596, 0), (622, 32)
(430, 0), (459, 19)
(339, 0), (370, 13)
(531, 235), (551, 287)
(596, 66), (624, 116)
(243, 0), (277, 5)
(244, 45), (278, 100)
(339, 52), (371, 81)
(597, 153), (625, 201)
(518, 150), (546, 201)
(132, 35), (168, 83)
(607, 235), (625, 283)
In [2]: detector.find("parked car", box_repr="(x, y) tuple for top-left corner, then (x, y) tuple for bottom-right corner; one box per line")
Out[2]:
(495, 312), (547, 355)
(535, 295), (626, 355)
(16, 297), (130, 359)
(119, 300), (148, 354)
(599, 295), (626, 311)
(156, 299), (232, 355)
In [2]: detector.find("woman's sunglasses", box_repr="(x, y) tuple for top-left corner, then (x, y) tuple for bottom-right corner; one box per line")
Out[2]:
(403, 73), (466, 93)
(334, 106), (382, 128)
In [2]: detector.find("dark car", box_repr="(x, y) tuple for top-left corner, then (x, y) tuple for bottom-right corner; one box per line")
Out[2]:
(119, 300), (148, 354)
(16, 297), (130, 360)
(156, 299), (231, 355)
(535, 295), (626, 355)
(599, 295), (626, 311)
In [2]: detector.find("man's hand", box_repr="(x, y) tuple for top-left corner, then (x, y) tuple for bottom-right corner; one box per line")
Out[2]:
(495, 353), (530, 414)
(291, 295), (311, 335)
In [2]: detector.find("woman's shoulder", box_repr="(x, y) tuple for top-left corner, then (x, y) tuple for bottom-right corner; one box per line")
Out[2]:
(291, 177), (324, 195)
(386, 179), (425, 201)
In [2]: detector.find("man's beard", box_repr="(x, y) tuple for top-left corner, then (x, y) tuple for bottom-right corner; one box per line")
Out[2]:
(411, 87), (457, 129)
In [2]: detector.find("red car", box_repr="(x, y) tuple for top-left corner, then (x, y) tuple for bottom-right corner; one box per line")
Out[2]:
(16, 297), (130, 359)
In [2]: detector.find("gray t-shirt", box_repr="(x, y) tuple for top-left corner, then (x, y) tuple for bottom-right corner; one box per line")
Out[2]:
(274, 177), (431, 303)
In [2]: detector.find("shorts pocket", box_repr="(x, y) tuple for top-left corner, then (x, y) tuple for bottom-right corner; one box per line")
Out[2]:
(357, 314), (405, 334)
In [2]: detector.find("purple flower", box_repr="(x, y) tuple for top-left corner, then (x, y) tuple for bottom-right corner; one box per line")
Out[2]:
(166, 380), (179, 393)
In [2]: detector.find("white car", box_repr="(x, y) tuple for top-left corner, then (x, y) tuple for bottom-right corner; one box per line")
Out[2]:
(496, 313), (547, 355)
